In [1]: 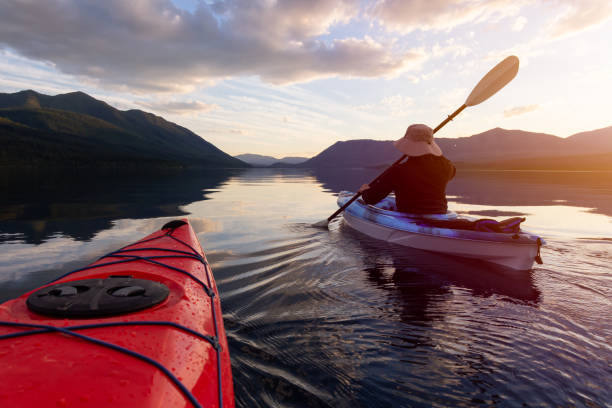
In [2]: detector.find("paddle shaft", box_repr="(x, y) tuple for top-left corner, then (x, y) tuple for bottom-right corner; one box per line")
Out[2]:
(326, 103), (467, 223)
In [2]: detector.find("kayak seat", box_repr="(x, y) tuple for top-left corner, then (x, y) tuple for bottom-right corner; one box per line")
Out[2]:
(475, 217), (525, 233)
(415, 217), (525, 233)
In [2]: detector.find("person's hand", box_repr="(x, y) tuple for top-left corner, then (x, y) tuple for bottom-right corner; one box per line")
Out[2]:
(358, 184), (370, 193)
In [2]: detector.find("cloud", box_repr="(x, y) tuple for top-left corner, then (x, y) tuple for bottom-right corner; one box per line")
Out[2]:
(203, 128), (249, 135)
(137, 100), (218, 114)
(355, 94), (415, 117)
(547, 0), (612, 39)
(432, 42), (472, 59)
(369, 0), (527, 33)
(513, 16), (528, 31)
(371, 0), (609, 37)
(0, 0), (421, 92)
(484, 1), (611, 72)
(504, 104), (539, 117)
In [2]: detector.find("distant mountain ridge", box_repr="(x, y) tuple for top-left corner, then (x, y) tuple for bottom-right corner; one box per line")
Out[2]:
(298, 126), (612, 169)
(235, 153), (307, 167)
(0, 90), (248, 168)
(3, 89), (609, 170)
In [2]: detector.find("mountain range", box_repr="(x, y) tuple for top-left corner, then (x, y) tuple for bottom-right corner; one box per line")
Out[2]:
(2, 89), (610, 171)
(234, 154), (307, 167)
(0, 90), (247, 168)
(297, 126), (612, 170)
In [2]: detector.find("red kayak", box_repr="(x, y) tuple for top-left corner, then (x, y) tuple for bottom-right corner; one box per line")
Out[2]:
(0, 219), (234, 408)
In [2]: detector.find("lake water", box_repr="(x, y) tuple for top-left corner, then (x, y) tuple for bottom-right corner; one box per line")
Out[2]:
(1, 168), (611, 407)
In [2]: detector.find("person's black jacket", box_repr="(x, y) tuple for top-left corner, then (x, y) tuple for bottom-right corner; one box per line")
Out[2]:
(362, 154), (456, 214)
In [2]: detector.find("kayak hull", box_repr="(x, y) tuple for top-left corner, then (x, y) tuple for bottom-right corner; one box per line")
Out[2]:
(0, 219), (234, 408)
(338, 192), (543, 271)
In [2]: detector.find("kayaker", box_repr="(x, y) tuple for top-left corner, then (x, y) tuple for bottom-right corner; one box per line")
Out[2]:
(358, 124), (456, 214)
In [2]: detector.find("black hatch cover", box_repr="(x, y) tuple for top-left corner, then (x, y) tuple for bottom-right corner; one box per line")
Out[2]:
(26, 276), (170, 318)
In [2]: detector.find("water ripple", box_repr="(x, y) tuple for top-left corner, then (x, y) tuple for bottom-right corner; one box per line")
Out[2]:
(212, 222), (612, 407)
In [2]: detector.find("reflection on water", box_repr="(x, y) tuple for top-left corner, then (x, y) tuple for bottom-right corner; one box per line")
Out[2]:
(346, 226), (541, 305)
(0, 168), (243, 243)
(0, 168), (611, 407)
(450, 170), (612, 218)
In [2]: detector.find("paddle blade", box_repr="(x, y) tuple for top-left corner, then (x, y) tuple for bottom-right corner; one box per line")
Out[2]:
(465, 56), (519, 107)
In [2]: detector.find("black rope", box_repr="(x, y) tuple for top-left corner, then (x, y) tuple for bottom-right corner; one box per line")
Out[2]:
(0, 321), (219, 349)
(108, 246), (207, 259)
(102, 254), (215, 298)
(0, 224), (226, 408)
(0, 321), (204, 408)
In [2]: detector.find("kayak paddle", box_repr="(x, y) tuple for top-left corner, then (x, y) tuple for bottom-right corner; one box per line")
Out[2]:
(314, 55), (520, 229)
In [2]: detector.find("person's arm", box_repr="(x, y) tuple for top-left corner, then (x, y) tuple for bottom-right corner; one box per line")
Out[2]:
(361, 166), (396, 205)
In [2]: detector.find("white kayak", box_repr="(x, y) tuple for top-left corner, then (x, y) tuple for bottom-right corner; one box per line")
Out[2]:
(337, 191), (544, 271)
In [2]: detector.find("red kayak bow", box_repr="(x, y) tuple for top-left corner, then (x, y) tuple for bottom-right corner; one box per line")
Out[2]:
(0, 219), (234, 408)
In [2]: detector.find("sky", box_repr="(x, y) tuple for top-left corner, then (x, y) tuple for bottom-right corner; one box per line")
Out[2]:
(0, 0), (610, 158)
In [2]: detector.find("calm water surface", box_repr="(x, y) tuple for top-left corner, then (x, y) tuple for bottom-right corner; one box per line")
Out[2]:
(1, 168), (611, 407)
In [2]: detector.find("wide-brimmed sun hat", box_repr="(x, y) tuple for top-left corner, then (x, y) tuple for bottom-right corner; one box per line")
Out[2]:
(393, 124), (442, 157)
(393, 124), (442, 156)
